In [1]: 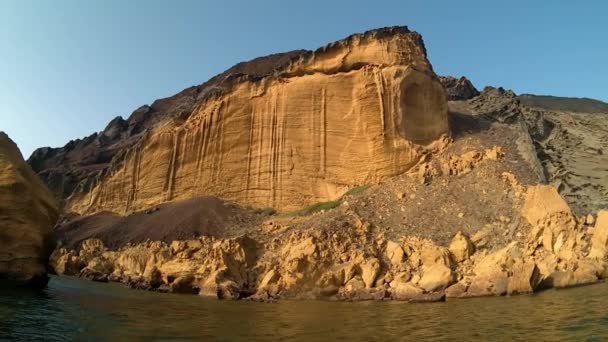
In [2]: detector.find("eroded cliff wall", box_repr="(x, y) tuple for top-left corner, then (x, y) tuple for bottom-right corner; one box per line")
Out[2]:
(0, 132), (58, 287)
(42, 27), (450, 214)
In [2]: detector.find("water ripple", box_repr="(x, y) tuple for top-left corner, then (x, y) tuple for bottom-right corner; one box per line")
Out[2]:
(2, 277), (608, 341)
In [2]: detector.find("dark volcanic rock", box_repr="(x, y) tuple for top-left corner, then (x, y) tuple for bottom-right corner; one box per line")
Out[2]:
(439, 76), (479, 101)
(468, 86), (522, 123)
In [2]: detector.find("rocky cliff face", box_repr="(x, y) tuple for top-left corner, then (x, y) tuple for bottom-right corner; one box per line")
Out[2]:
(0, 132), (59, 287)
(439, 76), (479, 101)
(28, 51), (306, 203)
(31, 27), (449, 214)
(48, 79), (608, 301)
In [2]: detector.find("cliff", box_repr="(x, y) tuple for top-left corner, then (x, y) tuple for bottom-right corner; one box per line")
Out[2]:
(31, 27), (449, 214)
(0, 132), (59, 287)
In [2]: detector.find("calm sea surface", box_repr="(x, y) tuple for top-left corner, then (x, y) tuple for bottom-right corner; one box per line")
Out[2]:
(2, 275), (608, 341)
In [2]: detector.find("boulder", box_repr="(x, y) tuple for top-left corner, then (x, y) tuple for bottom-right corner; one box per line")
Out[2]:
(360, 258), (381, 288)
(418, 263), (454, 292)
(0, 133), (59, 287)
(467, 272), (509, 296)
(589, 211), (608, 259)
(386, 241), (405, 265)
(449, 231), (475, 262)
(445, 282), (468, 298)
(390, 281), (424, 301)
(507, 259), (540, 294)
(344, 276), (366, 293)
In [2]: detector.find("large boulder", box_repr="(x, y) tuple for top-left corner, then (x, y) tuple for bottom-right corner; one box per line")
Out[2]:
(0, 133), (58, 287)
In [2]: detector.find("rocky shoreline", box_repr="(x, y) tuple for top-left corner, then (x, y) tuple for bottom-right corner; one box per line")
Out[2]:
(49, 182), (608, 302)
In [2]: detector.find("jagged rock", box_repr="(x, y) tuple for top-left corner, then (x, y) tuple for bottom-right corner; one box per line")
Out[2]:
(539, 271), (577, 289)
(361, 258), (381, 288)
(439, 76), (479, 101)
(507, 259), (540, 295)
(468, 86), (522, 123)
(0, 132), (59, 287)
(589, 211), (608, 259)
(386, 241), (405, 265)
(449, 231), (475, 262)
(523, 185), (579, 259)
(45, 178), (608, 302)
(344, 276), (366, 292)
(445, 282), (468, 298)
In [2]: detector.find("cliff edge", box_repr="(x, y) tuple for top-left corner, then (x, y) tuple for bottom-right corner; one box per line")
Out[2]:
(30, 26), (449, 214)
(0, 132), (58, 287)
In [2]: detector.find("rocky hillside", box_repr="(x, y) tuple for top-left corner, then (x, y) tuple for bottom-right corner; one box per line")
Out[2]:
(0, 132), (58, 287)
(30, 26), (449, 214)
(518, 94), (608, 114)
(445, 86), (607, 215)
(41, 27), (608, 302)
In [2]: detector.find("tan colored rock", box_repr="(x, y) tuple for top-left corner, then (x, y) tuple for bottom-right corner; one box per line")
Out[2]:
(449, 231), (475, 262)
(361, 258), (381, 288)
(386, 241), (405, 265)
(484, 146), (504, 160)
(539, 271), (576, 289)
(259, 269), (280, 289)
(418, 263), (454, 292)
(523, 185), (579, 258)
(522, 185), (573, 227)
(507, 259), (540, 295)
(0, 132), (59, 287)
(538, 261), (600, 290)
(589, 211), (608, 259)
(445, 282), (468, 298)
(344, 276), (366, 292)
(65, 27), (448, 215)
(467, 272), (509, 296)
(391, 281), (424, 301)
(49, 248), (85, 275)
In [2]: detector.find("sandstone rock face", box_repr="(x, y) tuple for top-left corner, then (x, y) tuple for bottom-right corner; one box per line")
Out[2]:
(589, 211), (608, 259)
(31, 27), (449, 214)
(0, 133), (58, 287)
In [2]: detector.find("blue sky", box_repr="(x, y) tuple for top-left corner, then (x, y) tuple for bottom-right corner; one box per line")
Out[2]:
(1, 0), (606, 157)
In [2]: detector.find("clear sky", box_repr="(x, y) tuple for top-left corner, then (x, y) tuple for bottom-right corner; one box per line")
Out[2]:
(1, 0), (606, 157)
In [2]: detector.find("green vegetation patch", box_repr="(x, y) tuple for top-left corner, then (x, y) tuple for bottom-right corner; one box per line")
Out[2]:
(283, 200), (341, 217)
(342, 185), (370, 197)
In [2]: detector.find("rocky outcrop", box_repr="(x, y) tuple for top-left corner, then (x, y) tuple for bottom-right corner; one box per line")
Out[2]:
(49, 179), (608, 301)
(439, 76), (479, 101)
(28, 50), (306, 202)
(30, 27), (449, 214)
(0, 132), (59, 287)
